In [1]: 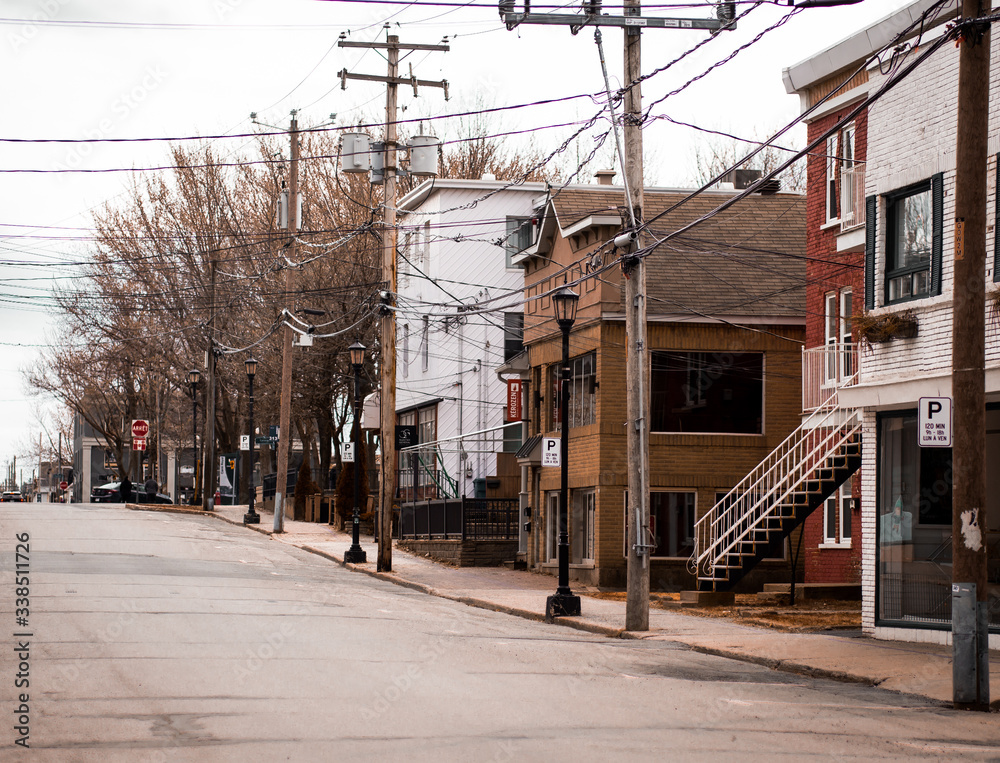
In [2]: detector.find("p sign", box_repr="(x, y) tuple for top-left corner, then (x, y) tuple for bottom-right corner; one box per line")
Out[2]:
(541, 437), (560, 467)
(343, 442), (355, 463)
(918, 396), (952, 447)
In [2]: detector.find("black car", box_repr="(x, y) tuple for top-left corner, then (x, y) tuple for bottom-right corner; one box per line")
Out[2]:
(1, 491), (23, 502)
(90, 482), (172, 504)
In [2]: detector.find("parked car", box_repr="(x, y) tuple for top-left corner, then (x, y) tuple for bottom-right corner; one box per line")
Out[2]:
(90, 482), (172, 504)
(1, 491), (23, 502)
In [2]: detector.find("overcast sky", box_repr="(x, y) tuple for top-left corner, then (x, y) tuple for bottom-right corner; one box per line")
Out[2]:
(0, 0), (918, 478)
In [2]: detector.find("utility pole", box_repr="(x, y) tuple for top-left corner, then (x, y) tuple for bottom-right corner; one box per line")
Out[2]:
(338, 34), (449, 571)
(500, 1), (731, 630)
(621, 0), (650, 632)
(274, 110), (300, 533)
(202, 256), (218, 512)
(951, 0), (990, 711)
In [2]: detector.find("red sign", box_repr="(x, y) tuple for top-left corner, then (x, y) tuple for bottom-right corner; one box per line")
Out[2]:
(59, 480), (68, 491)
(133, 437), (147, 451)
(131, 419), (150, 438)
(507, 379), (522, 422)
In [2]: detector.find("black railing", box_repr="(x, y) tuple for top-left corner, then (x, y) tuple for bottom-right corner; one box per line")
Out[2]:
(399, 497), (519, 541)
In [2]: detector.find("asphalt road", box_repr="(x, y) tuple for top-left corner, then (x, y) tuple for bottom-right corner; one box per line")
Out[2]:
(2, 503), (999, 761)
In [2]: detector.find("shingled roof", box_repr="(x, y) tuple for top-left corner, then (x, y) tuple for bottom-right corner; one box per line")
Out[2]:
(547, 186), (806, 320)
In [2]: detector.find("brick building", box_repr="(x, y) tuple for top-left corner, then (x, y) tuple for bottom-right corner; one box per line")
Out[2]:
(787, 0), (1000, 646)
(515, 181), (806, 588)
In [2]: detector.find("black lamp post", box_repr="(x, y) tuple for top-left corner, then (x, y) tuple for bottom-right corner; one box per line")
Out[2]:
(344, 341), (368, 563)
(546, 286), (581, 618)
(188, 369), (201, 506)
(243, 357), (260, 525)
(344, 342), (368, 564)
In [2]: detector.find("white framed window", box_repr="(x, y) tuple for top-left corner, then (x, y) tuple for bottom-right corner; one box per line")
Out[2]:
(571, 489), (595, 564)
(505, 216), (532, 269)
(824, 292), (837, 384)
(421, 316), (429, 373)
(822, 479), (853, 548)
(401, 323), (409, 378)
(826, 134), (839, 223)
(840, 288), (853, 379)
(546, 491), (560, 562)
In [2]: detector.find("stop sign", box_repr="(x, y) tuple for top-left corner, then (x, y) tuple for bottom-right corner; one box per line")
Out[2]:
(132, 419), (150, 438)
(59, 481), (68, 490)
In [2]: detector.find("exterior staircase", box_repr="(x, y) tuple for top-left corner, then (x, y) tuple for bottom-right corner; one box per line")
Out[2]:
(689, 391), (861, 592)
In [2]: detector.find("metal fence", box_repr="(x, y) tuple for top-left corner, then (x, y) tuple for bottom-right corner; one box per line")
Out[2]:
(399, 497), (519, 541)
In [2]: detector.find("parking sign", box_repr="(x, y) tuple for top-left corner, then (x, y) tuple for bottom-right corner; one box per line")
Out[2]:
(541, 437), (560, 467)
(918, 396), (952, 447)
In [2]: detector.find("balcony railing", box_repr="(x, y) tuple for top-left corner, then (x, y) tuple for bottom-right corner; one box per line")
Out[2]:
(839, 165), (866, 232)
(802, 343), (860, 412)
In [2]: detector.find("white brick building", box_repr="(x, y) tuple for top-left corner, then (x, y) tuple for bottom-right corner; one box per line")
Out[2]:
(789, 0), (999, 646)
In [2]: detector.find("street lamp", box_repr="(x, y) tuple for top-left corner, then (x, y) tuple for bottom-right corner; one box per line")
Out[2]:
(188, 369), (201, 506)
(243, 357), (260, 525)
(547, 286), (581, 618)
(344, 341), (368, 564)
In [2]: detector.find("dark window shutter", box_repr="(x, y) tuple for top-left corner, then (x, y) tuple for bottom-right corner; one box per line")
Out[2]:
(865, 195), (877, 310)
(994, 156), (1000, 282)
(931, 172), (944, 296)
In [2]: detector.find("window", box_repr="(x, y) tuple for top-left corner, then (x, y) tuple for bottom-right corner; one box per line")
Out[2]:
(880, 175), (943, 305)
(546, 491), (560, 562)
(505, 216), (533, 268)
(503, 312), (524, 362)
(823, 479), (853, 547)
(824, 292), (838, 383)
(401, 324), (409, 378)
(397, 404), (438, 500)
(650, 352), (763, 434)
(826, 134), (839, 223)
(649, 491), (696, 558)
(571, 489), (595, 564)
(421, 316), (429, 373)
(550, 352), (596, 430)
(840, 289), (853, 379)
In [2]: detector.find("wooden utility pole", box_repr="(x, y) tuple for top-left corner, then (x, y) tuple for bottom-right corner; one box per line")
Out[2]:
(274, 110), (300, 533)
(498, 3), (729, 629)
(338, 35), (449, 571)
(622, 0), (651, 632)
(951, 0), (990, 711)
(202, 256), (218, 511)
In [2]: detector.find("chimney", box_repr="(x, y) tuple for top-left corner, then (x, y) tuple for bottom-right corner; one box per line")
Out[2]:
(595, 169), (616, 185)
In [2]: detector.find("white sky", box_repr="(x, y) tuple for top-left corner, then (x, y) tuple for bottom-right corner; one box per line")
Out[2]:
(0, 0), (918, 478)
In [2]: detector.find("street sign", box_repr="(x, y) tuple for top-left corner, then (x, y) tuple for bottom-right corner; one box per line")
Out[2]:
(59, 480), (68, 491)
(343, 442), (355, 463)
(507, 379), (522, 422)
(255, 436), (276, 445)
(131, 419), (150, 438)
(240, 434), (250, 451)
(541, 437), (560, 467)
(919, 396), (952, 447)
(132, 437), (147, 451)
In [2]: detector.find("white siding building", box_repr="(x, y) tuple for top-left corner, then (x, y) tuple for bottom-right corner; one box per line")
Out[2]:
(394, 179), (545, 501)
(789, 0), (1000, 647)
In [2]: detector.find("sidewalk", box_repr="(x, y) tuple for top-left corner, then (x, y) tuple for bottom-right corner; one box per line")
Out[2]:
(159, 502), (997, 707)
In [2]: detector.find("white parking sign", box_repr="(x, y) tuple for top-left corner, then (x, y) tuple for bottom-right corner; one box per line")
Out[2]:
(343, 442), (355, 463)
(918, 396), (952, 447)
(541, 437), (560, 467)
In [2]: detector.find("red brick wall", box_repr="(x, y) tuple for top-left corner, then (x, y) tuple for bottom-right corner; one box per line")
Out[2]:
(803, 106), (867, 584)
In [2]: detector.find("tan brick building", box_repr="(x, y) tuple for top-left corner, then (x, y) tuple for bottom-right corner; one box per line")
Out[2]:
(514, 183), (806, 588)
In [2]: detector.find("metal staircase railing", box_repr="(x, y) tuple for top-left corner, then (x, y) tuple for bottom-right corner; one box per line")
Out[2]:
(689, 389), (861, 590)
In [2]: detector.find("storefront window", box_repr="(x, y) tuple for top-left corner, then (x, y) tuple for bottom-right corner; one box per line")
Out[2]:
(878, 411), (1000, 630)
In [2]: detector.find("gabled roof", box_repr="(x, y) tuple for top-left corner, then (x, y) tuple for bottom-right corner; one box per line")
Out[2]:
(528, 185), (806, 320)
